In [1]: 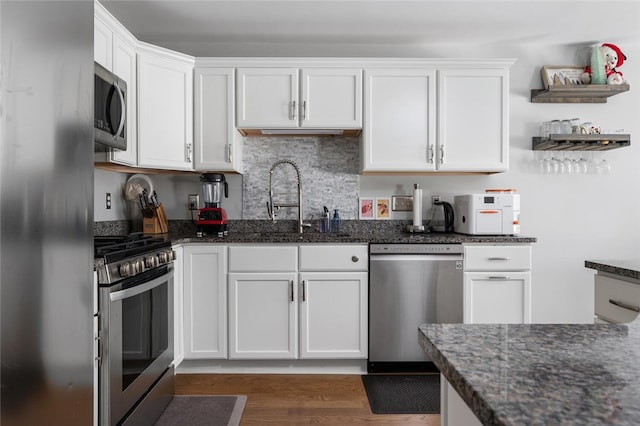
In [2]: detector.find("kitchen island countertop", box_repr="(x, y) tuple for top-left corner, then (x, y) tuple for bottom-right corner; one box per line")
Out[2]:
(586, 259), (640, 282)
(419, 321), (640, 425)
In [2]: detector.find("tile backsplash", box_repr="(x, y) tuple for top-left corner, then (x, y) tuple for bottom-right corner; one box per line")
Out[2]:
(242, 135), (360, 220)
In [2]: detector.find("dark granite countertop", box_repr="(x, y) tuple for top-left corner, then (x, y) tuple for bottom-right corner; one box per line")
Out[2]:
(586, 260), (640, 282)
(419, 322), (640, 425)
(160, 220), (536, 245)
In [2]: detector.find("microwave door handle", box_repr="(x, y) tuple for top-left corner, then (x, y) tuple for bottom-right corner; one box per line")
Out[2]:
(114, 81), (126, 138)
(110, 268), (174, 302)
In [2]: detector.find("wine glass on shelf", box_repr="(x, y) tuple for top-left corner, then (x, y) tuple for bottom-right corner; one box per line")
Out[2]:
(562, 152), (574, 174)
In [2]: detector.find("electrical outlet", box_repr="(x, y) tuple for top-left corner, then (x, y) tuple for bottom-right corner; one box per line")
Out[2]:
(432, 195), (441, 204)
(188, 194), (199, 211)
(105, 192), (111, 210)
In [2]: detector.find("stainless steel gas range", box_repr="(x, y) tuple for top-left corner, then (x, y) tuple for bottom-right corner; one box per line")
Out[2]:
(94, 233), (175, 426)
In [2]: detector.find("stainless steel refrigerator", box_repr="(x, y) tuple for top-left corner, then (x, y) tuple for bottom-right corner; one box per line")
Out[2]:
(1, 1), (95, 424)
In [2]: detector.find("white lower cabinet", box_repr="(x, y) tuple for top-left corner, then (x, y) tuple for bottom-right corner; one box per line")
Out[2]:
(227, 244), (368, 360)
(441, 375), (482, 426)
(182, 245), (228, 359)
(228, 272), (299, 359)
(463, 244), (532, 324)
(299, 272), (368, 359)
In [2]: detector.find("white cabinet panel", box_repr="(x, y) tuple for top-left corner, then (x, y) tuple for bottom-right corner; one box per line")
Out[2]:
(229, 245), (298, 272)
(228, 273), (298, 359)
(437, 68), (509, 172)
(182, 245), (227, 359)
(594, 274), (640, 324)
(194, 68), (242, 172)
(138, 50), (193, 170)
(236, 68), (298, 128)
(464, 245), (532, 271)
(299, 272), (368, 359)
(299, 245), (368, 272)
(362, 68), (436, 172)
(300, 68), (362, 128)
(464, 272), (531, 324)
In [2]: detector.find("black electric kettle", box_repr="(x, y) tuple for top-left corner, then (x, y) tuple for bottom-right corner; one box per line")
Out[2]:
(430, 201), (455, 233)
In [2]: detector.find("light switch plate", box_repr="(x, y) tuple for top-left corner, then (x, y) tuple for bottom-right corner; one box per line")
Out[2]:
(392, 195), (413, 211)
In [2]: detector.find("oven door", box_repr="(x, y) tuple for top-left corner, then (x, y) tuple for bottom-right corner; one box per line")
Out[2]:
(100, 266), (174, 426)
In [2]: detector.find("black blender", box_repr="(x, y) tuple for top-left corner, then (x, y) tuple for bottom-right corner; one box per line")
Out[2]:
(196, 173), (229, 237)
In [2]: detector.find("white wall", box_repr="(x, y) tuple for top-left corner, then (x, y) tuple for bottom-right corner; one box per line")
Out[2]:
(95, 36), (640, 324)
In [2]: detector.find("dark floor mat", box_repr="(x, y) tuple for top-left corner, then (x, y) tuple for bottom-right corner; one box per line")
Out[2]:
(362, 374), (440, 414)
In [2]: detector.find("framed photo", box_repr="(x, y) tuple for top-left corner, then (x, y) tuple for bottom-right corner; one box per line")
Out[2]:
(375, 197), (390, 220)
(540, 66), (585, 89)
(359, 198), (374, 220)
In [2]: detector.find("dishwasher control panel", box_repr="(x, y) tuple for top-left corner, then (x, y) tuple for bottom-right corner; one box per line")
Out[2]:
(369, 244), (463, 255)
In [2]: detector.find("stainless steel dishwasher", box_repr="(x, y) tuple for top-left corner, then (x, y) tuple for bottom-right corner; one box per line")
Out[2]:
(368, 244), (463, 373)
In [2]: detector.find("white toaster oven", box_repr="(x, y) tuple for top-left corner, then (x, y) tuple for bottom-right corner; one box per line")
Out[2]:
(454, 193), (520, 235)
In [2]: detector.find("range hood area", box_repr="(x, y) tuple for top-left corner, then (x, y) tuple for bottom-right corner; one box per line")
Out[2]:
(238, 128), (362, 137)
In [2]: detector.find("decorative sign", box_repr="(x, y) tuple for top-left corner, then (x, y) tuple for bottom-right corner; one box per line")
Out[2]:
(541, 66), (585, 88)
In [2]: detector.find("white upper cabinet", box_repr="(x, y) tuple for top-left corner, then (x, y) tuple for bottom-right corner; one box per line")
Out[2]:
(236, 67), (362, 130)
(193, 68), (242, 173)
(362, 68), (436, 172)
(362, 61), (513, 173)
(94, 4), (137, 166)
(437, 68), (509, 172)
(137, 45), (194, 171)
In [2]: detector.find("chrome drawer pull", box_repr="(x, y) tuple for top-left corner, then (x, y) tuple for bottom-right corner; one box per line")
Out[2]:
(609, 299), (640, 313)
(487, 276), (510, 280)
(488, 257), (511, 261)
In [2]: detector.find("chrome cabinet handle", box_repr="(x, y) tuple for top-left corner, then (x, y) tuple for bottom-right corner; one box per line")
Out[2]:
(114, 81), (126, 139)
(302, 101), (307, 120)
(489, 257), (511, 261)
(351, 255), (359, 263)
(487, 276), (511, 280)
(609, 299), (640, 313)
(301, 280), (306, 302)
(428, 145), (434, 163)
(439, 145), (445, 163)
(290, 100), (297, 120)
(227, 143), (233, 164)
(290, 280), (294, 302)
(186, 143), (192, 163)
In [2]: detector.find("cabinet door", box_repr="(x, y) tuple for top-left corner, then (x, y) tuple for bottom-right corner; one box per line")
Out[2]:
(94, 16), (112, 69)
(236, 68), (298, 128)
(109, 33), (137, 166)
(437, 68), (509, 172)
(362, 68), (436, 172)
(228, 272), (298, 359)
(299, 272), (368, 359)
(138, 51), (194, 170)
(300, 68), (362, 128)
(173, 246), (184, 365)
(194, 68), (242, 172)
(464, 271), (531, 324)
(183, 245), (228, 359)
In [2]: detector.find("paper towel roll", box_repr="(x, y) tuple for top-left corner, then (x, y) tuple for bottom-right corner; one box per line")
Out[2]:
(412, 185), (422, 227)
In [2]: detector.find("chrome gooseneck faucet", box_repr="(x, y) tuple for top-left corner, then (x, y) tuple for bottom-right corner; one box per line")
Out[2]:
(267, 159), (309, 233)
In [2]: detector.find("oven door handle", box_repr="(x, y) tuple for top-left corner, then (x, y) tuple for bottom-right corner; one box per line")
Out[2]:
(110, 268), (174, 302)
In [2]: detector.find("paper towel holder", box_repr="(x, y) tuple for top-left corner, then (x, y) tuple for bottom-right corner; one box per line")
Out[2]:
(407, 183), (426, 233)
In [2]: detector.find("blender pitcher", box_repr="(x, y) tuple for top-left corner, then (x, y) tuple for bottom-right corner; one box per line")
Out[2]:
(200, 173), (228, 207)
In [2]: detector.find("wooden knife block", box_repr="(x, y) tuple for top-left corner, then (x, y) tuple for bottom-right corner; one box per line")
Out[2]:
(143, 203), (169, 234)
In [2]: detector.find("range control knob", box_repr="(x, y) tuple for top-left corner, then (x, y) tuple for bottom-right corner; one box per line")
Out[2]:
(158, 252), (168, 264)
(133, 259), (145, 274)
(118, 262), (132, 278)
(145, 255), (158, 268)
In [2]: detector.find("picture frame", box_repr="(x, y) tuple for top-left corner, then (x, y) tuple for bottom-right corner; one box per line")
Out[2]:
(375, 197), (390, 220)
(540, 66), (586, 89)
(359, 198), (374, 220)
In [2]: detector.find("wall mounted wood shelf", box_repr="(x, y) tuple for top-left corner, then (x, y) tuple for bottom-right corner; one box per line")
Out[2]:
(530, 84), (629, 103)
(532, 134), (630, 151)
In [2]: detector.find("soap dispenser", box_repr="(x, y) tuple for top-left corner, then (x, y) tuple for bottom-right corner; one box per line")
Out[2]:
(332, 209), (340, 233)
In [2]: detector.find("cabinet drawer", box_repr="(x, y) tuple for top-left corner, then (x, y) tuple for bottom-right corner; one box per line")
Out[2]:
(464, 245), (531, 271)
(229, 245), (298, 272)
(299, 245), (368, 272)
(595, 274), (640, 324)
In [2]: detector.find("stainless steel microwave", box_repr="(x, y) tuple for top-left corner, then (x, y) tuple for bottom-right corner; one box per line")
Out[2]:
(94, 62), (127, 151)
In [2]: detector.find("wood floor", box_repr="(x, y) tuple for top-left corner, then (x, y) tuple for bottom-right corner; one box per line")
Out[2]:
(175, 374), (440, 425)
